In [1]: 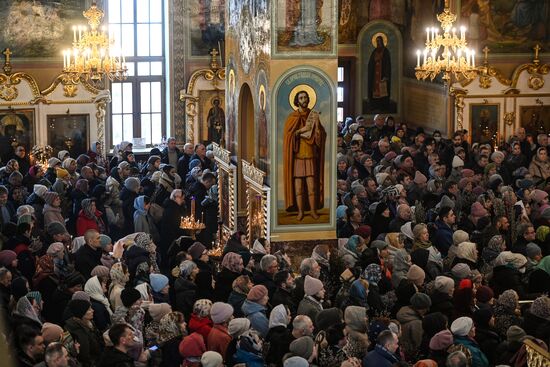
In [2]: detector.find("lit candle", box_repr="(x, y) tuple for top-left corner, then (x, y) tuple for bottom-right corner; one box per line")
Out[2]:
(431, 27), (435, 40)
(426, 28), (430, 43)
(78, 26), (82, 40)
(472, 50), (475, 67)
(460, 26), (465, 41)
(416, 50), (420, 68)
(465, 49), (470, 66)
(457, 49), (462, 67)
(63, 51), (66, 68)
(452, 28), (456, 38)
(73, 26), (77, 42)
(191, 196), (196, 217)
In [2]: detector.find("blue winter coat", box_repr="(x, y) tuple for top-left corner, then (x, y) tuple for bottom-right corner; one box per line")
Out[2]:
(241, 300), (269, 338)
(233, 348), (264, 367)
(362, 345), (399, 367)
(453, 335), (489, 367)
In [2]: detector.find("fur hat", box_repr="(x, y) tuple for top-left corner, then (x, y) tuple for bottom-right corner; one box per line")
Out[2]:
(452, 156), (465, 168)
(304, 275), (324, 296)
(120, 288), (142, 308)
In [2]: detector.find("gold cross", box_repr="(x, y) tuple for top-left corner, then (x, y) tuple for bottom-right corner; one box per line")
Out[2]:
(210, 48), (219, 58)
(482, 46), (490, 65)
(2, 48), (12, 64)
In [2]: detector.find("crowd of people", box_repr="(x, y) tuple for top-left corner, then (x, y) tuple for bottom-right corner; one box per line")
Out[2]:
(0, 115), (549, 367)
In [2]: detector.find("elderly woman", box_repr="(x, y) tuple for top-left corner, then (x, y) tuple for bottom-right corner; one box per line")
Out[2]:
(411, 223), (443, 281)
(391, 249), (411, 288)
(64, 299), (103, 367)
(109, 262), (129, 310)
(493, 289), (523, 338)
(76, 198), (105, 236)
(340, 235), (365, 269)
(158, 311), (187, 367)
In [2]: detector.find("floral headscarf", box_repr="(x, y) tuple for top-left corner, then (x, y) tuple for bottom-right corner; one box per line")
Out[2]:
(159, 311), (186, 343)
(311, 245), (330, 268)
(497, 289), (518, 311)
(193, 299), (212, 318)
(110, 262), (129, 287)
(362, 263), (382, 286)
(221, 252), (243, 274)
(5, 159), (18, 173)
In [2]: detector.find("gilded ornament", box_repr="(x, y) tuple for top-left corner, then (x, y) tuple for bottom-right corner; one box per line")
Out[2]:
(528, 75), (544, 90)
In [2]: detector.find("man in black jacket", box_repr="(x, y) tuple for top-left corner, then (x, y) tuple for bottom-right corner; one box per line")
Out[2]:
(98, 324), (140, 367)
(74, 229), (102, 279)
(177, 143), (194, 180)
(161, 137), (183, 167)
(272, 270), (297, 316)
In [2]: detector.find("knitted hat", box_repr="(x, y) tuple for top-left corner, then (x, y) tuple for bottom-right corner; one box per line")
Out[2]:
(99, 235), (112, 248)
(429, 329), (454, 351)
(414, 171), (428, 184)
(533, 189), (549, 203)
(55, 168), (70, 179)
(71, 291), (90, 302)
(46, 242), (64, 257)
(178, 332), (206, 359)
(491, 151), (505, 161)
(247, 285), (268, 302)
(150, 273), (169, 293)
(26, 291), (42, 305)
(304, 275), (324, 296)
(407, 264), (426, 286)
(475, 285), (494, 303)
(410, 292), (432, 310)
(124, 177), (140, 191)
(384, 151), (397, 161)
(201, 351), (223, 367)
(42, 191), (59, 205)
(451, 263), (471, 279)
(46, 221), (68, 236)
(452, 230), (469, 246)
(452, 156), (465, 168)
(228, 318), (250, 337)
(451, 316), (473, 336)
(0, 250), (17, 266)
(48, 157), (61, 168)
(289, 336), (314, 359)
(507, 326), (527, 343)
(68, 299), (91, 319)
(354, 225), (372, 239)
(33, 184), (48, 198)
(210, 302), (234, 324)
(284, 356), (309, 367)
(42, 323), (64, 344)
(188, 242), (206, 261)
(526, 242), (542, 259)
(121, 288), (142, 308)
(148, 303), (172, 322)
(90, 265), (110, 278)
(458, 177), (472, 190)
(434, 276), (455, 294)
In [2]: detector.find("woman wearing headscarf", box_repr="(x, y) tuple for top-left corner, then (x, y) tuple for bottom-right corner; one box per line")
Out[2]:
(340, 235), (364, 269)
(363, 264), (384, 317)
(452, 241), (479, 270)
(233, 329), (265, 367)
(529, 147), (550, 184)
(42, 191), (65, 227)
(391, 249), (411, 288)
(490, 251), (533, 299)
(12, 292), (43, 330)
(480, 235), (506, 276)
(188, 299), (213, 341)
(215, 252), (244, 302)
(493, 289), (523, 338)
(411, 223), (443, 281)
(109, 262), (129, 310)
(157, 311), (187, 367)
(265, 304), (293, 367)
(0, 159), (19, 184)
(76, 198), (105, 236)
(370, 201), (392, 241)
(133, 195), (160, 244)
(311, 244), (337, 302)
(174, 260), (199, 318)
(33, 243), (64, 311)
(84, 275), (112, 332)
(343, 306), (370, 359)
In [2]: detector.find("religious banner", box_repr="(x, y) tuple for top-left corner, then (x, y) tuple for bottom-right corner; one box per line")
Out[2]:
(272, 68), (335, 231)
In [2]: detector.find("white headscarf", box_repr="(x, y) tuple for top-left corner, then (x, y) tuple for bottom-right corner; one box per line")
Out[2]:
(84, 276), (113, 315)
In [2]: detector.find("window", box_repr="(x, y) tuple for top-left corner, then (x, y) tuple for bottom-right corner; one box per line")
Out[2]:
(337, 58), (355, 123)
(337, 67), (345, 123)
(108, 0), (166, 146)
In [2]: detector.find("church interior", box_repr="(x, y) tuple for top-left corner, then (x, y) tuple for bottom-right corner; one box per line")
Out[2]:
(0, 0), (550, 365)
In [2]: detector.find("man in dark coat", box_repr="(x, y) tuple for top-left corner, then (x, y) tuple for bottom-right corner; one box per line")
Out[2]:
(159, 189), (188, 272)
(74, 230), (102, 280)
(433, 206), (456, 257)
(252, 255), (278, 300)
(161, 137), (183, 167)
(97, 324), (137, 367)
(271, 270), (297, 316)
(363, 330), (400, 367)
(177, 143), (194, 179)
(186, 172), (217, 246)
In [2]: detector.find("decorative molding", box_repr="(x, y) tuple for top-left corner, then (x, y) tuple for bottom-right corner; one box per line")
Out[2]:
(241, 159), (266, 188)
(504, 111), (516, 126)
(93, 91), (112, 159)
(212, 142), (230, 165)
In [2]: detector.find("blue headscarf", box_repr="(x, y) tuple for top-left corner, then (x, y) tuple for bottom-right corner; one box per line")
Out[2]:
(133, 195), (147, 215)
(336, 205), (348, 220)
(345, 235), (362, 253)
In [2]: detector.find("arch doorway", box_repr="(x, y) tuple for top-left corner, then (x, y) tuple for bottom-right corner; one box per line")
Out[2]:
(237, 83), (255, 212)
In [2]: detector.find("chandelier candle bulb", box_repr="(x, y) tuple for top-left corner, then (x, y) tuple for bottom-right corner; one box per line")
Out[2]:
(426, 28), (430, 43)
(472, 51), (475, 67)
(416, 50), (421, 67)
(460, 26), (465, 40)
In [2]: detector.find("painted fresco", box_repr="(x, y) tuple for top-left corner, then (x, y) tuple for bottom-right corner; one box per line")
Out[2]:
(360, 23), (401, 114)
(274, 0), (336, 55)
(225, 58), (238, 155)
(256, 69), (269, 175)
(0, 0), (94, 58)
(274, 68), (333, 226)
(188, 0), (226, 57)
(461, 0), (550, 53)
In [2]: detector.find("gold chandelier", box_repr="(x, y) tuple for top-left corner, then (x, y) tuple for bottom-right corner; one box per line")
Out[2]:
(62, 2), (127, 82)
(415, 0), (478, 83)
